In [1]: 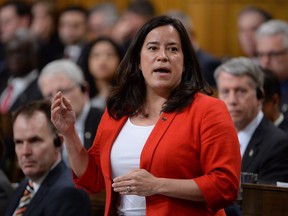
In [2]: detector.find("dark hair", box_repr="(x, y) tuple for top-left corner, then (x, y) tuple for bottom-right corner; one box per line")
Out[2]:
(1, 0), (32, 23)
(238, 6), (273, 22)
(12, 100), (58, 136)
(126, 0), (155, 19)
(107, 15), (211, 120)
(59, 5), (88, 19)
(77, 36), (123, 98)
(263, 68), (281, 101)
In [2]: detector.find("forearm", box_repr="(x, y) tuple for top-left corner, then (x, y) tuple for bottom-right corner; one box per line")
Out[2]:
(155, 178), (204, 202)
(63, 127), (89, 178)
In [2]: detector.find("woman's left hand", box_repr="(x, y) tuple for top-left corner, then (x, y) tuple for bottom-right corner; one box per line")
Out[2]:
(112, 169), (160, 196)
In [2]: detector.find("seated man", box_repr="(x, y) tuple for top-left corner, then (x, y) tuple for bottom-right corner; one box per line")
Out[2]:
(214, 57), (288, 183)
(5, 100), (92, 216)
(38, 59), (105, 215)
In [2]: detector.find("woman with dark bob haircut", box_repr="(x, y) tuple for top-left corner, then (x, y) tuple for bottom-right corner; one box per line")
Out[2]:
(51, 16), (241, 216)
(77, 36), (123, 110)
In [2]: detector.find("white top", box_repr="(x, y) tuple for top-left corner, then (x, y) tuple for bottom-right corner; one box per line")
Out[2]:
(238, 111), (263, 157)
(111, 118), (154, 216)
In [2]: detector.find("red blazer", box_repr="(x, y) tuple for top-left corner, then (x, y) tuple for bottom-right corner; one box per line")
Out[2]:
(74, 93), (241, 216)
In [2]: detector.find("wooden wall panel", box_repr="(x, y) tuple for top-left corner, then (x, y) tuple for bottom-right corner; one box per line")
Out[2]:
(0, 0), (288, 58)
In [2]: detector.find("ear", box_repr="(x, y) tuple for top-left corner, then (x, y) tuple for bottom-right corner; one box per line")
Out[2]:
(139, 65), (142, 70)
(80, 82), (90, 94)
(272, 94), (280, 106)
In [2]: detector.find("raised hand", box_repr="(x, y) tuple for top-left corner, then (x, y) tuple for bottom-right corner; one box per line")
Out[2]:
(51, 91), (76, 135)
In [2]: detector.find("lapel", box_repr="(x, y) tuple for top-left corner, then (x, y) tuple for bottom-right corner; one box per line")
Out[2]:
(140, 112), (177, 171)
(242, 119), (265, 171)
(100, 112), (177, 179)
(83, 107), (98, 150)
(24, 161), (65, 215)
(7, 179), (28, 216)
(10, 78), (43, 112)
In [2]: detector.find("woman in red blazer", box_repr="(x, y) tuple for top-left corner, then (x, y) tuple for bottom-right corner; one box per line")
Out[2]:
(51, 16), (241, 216)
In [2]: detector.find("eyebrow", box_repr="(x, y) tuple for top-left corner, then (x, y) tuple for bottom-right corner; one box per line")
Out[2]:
(14, 136), (43, 143)
(146, 41), (180, 46)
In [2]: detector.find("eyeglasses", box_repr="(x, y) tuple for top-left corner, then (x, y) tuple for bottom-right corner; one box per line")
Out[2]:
(44, 85), (78, 99)
(257, 48), (288, 59)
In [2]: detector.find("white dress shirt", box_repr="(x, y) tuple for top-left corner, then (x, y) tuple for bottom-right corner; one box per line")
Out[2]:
(238, 111), (263, 157)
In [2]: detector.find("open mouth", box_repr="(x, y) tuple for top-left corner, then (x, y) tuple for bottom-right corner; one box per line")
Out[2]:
(154, 68), (170, 73)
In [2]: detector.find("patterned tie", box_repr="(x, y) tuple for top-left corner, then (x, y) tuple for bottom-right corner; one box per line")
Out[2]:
(0, 85), (13, 113)
(15, 180), (34, 216)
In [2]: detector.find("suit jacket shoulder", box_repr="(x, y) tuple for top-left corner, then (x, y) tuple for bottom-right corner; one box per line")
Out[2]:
(242, 117), (288, 183)
(5, 161), (92, 216)
(0, 169), (13, 215)
(10, 78), (43, 112)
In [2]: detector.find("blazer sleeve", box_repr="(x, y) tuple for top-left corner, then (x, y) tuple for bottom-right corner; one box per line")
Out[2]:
(193, 99), (241, 210)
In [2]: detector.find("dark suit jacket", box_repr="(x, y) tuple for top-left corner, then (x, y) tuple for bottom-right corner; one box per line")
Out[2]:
(83, 107), (103, 150)
(5, 161), (92, 216)
(0, 169), (13, 215)
(278, 114), (288, 133)
(242, 117), (288, 183)
(9, 78), (43, 113)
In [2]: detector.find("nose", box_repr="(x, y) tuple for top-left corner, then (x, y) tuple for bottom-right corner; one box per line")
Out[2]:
(157, 49), (168, 62)
(22, 142), (32, 156)
(258, 55), (271, 69)
(226, 92), (238, 106)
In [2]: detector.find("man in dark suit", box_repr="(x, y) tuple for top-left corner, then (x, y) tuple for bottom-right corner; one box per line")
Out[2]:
(215, 57), (288, 216)
(215, 57), (288, 183)
(255, 20), (288, 119)
(38, 59), (105, 215)
(0, 28), (43, 182)
(5, 100), (92, 216)
(0, 28), (43, 113)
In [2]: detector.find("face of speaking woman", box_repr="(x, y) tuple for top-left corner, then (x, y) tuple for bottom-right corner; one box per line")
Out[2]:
(139, 24), (184, 98)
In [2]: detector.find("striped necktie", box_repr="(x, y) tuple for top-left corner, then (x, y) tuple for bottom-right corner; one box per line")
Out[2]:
(15, 180), (34, 216)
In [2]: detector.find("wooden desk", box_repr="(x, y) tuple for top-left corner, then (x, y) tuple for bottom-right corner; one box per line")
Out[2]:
(242, 183), (288, 216)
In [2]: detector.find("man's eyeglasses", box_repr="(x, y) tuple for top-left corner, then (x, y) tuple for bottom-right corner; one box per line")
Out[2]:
(44, 85), (78, 99)
(257, 48), (288, 59)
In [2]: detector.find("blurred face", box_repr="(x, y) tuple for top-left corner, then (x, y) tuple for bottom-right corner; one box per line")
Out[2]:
(31, 2), (54, 40)
(6, 40), (34, 77)
(14, 112), (59, 181)
(88, 41), (120, 81)
(88, 12), (110, 40)
(217, 72), (261, 131)
(256, 34), (288, 81)
(39, 73), (86, 117)
(140, 25), (184, 97)
(0, 5), (21, 43)
(238, 12), (265, 57)
(58, 11), (87, 45)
